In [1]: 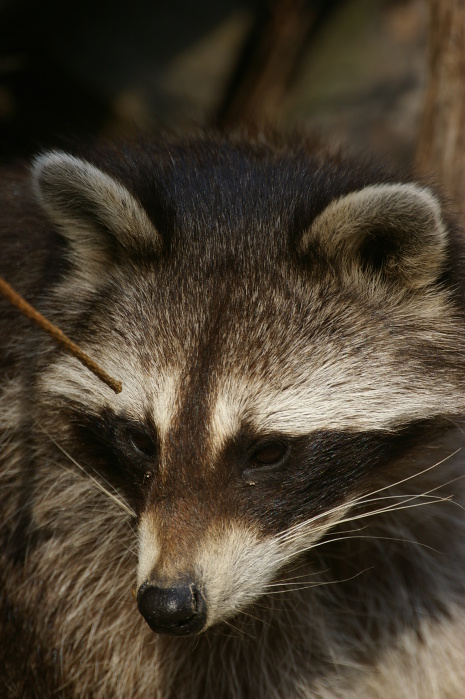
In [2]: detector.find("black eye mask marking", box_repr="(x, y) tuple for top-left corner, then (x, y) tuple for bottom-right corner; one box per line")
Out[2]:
(228, 419), (446, 533)
(64, 407), (159, 511)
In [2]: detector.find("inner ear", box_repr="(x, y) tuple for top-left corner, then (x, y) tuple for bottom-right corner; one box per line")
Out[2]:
(358, 226), (400, 272)
(32, 151), (162, 274)
(300, 183), (449, 289)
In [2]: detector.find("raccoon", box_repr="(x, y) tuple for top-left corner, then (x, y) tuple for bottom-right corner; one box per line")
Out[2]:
(2, 132), (465, 699)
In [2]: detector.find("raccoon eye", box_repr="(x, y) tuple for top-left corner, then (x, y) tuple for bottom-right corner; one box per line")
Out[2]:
(125, 425), (158, 459)
(251, 442), (288, 467)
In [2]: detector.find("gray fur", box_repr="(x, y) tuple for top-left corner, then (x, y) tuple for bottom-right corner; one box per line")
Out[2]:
(1, 134), (465, 698)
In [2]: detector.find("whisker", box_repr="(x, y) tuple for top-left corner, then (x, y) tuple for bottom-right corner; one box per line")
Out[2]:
(274, 495), (452, 564)
(264, 569), (330, 587)
(221, 616), (255, 639)
(314, 533), (442, 555)
(263, 567), (373, 595)
(277, 451), (464, 547)
(355, 448), (462, 502)
(39, 428), (136, 519)
(278, 492), (449, 547)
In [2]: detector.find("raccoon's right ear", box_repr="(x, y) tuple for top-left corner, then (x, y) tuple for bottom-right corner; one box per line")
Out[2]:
(32, 152), (162, 276)
(300, 183), (448, 290)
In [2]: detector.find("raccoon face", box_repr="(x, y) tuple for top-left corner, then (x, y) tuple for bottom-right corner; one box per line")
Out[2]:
(31, 143), (465, 636)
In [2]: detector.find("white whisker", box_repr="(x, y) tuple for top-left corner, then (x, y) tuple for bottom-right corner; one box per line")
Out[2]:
(275, 496), (453, 563)
(276, 449), (462, 548)
(263, 567), (373, 595)
(39, 427), (136, 519)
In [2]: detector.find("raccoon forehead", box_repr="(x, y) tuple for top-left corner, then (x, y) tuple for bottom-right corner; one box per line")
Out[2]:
(39, 298), (464, 443)
(38, 352), (181, 435)
(209, 363), (465, 446)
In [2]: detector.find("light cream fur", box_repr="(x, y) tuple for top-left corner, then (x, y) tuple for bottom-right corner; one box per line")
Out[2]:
(137, 515), (161, 586)
(3, 153), (465, 698)
(300, 183), (448, 289)
(3, 377), (465, 698)
(31, 152), (162, 286)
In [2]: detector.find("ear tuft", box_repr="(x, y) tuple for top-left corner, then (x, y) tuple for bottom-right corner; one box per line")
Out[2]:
(300, 183), (448, 289)
(32, 152), (162, 273)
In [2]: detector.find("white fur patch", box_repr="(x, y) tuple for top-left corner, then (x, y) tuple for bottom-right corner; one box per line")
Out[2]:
(154, 372), (180, 441)
(178, 513), (344, 628)
(137, 514), (161, 586)
(196, 522), (282, 627)
(39, 350), (181, 443)
(209, 386), (243, 453)
(209, 356), (465, 446)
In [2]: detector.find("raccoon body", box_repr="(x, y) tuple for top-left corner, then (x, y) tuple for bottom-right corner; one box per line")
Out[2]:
(2, 133), (465, 698)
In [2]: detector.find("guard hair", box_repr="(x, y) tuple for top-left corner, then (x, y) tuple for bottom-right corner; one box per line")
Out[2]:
(2, 131), (465, 698)
(300, 183), (448, 289)
(32, 151), (162, 280)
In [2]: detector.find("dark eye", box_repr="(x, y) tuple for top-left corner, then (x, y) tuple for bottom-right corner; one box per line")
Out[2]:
(125, 425), (158, 459)
(251, 442), (288, 467)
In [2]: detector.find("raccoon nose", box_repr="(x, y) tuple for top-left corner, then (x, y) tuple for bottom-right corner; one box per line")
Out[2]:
(137, 580), (207, 635)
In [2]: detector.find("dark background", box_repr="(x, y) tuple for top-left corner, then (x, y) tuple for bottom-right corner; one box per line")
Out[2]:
(0, 0), (426, 166)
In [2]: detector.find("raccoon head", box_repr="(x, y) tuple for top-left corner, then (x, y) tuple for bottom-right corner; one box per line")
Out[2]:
(31, 144), (465, 637)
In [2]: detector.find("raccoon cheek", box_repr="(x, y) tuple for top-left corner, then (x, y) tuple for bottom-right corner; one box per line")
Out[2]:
(194, 524), (284, 627)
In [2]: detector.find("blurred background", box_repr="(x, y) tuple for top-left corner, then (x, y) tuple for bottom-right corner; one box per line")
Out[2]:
(0, 0), (427, 167)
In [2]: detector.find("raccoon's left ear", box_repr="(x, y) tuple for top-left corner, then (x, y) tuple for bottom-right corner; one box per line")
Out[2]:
(300, 183), (448, 289)
(32, 152), (161, 273)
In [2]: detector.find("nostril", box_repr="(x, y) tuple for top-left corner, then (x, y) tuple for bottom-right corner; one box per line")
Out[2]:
(137, 580), (207, 636)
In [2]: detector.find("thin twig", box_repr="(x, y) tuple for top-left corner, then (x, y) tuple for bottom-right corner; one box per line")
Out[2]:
(0, 276), (122, 394)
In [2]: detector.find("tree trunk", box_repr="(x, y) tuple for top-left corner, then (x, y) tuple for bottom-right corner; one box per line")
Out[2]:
(416, 0), (465, 215)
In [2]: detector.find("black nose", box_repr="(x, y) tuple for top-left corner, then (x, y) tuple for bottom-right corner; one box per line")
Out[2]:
(137, 580), (207, 635)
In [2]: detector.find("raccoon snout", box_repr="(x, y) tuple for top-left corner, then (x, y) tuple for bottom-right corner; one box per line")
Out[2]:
(137, 580), (207, 636)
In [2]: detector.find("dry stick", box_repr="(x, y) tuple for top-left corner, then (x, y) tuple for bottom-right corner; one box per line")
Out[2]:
(0, 276), (122, 394)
